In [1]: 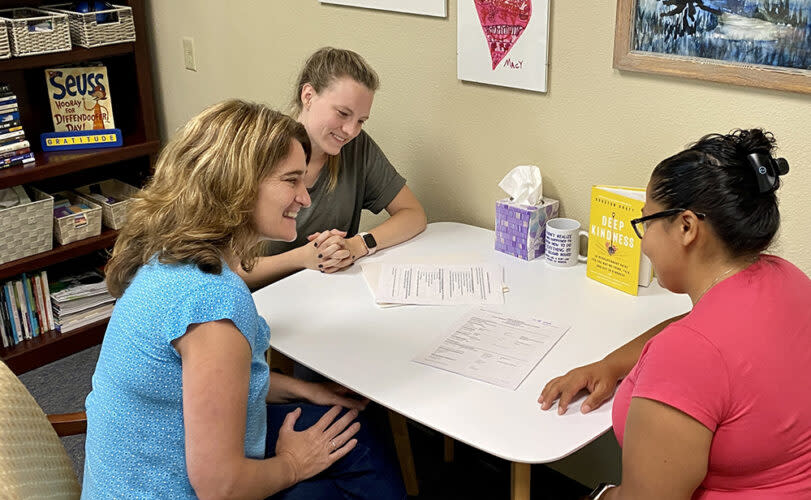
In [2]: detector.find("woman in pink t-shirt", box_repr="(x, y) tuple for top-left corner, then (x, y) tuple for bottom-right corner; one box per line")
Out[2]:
(539, 129), (811, 499)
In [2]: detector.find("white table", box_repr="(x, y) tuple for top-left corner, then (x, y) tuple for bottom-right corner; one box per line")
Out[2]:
(253, 222), (691, 499)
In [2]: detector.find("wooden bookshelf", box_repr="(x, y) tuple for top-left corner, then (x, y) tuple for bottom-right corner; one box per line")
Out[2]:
(0, 43), (134, 71)
(0, 0), (158, 374)
(0, 138), (160, 189)
(0, 319), (108, 374)
(0, 229), (119, 281)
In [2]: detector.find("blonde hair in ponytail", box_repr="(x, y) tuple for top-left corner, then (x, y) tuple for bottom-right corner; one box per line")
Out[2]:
(291, 47), (379, 191)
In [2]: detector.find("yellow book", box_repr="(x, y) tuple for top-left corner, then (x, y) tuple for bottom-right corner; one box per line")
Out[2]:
(585, 186), (653, 296)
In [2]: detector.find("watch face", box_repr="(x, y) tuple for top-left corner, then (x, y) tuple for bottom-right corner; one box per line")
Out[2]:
(362, 233), (377, 249)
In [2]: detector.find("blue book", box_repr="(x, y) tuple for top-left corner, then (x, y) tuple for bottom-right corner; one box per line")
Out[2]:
(3, 282), (19, 344)
(22, 274), (39, 337)
(0, 111), (20, 123)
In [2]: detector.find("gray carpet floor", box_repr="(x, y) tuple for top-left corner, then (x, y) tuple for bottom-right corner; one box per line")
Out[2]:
(19, 344), (100, 483)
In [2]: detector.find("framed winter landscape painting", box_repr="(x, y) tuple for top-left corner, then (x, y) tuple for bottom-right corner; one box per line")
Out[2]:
(320, 0), (447, 17)
(614, 0), (811, 94)
(458, 0), (551, 92)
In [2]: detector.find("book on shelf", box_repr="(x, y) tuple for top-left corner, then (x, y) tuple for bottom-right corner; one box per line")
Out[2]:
(13, 280), (31, 340)
(0, 111), (20, 123)
(2, 283), (21, 345)
(0, 271), (60, 349)
(45, 65), (116, 132)
(22, 275), (40, 337)
(0, 265), (116, 348)
(0, 119), (22, 133)
(0, 83), (34, 170)
(0, 287), (9, 348)
(585, 185), (653, 296)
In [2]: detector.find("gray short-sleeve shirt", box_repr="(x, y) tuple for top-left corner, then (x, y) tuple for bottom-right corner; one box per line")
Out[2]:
(266, 130), (406, 255)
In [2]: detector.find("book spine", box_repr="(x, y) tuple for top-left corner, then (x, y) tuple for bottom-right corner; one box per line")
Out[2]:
(13, 280), (30, 340)
(0, 140), (29, 154)
(0, 147), (31, 160)
(0, 103), (18, 113)
(1, 152), (34, 165)
(0, 120), (21, 132)
(30, 274), (44, 335)
(33, 274), (47, 334)
(41, 270), (54, 333)
(0, 286), (8, 348)
(0, 111), (21, 123)
(5, 282), (20, 344)
(0, 129), (25, 143)
(21, 274), (39, 337)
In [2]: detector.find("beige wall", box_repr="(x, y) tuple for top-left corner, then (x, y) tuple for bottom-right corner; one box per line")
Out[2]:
(146, 1), (810, 273)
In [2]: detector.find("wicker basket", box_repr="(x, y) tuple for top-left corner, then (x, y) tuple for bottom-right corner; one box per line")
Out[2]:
(43, 4), (135, 48)
(75, 179), (138, 230)
(0, 187), (53, 266)
(46, 190), (102, 245)
(0, 22), (10, 59)
(0, 8), (71, 57)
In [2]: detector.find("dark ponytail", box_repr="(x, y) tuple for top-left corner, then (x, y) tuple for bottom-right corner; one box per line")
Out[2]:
(650, 129), (787, 258)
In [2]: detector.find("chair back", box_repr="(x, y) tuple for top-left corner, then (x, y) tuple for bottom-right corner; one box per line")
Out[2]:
(0, 361), (81, 499)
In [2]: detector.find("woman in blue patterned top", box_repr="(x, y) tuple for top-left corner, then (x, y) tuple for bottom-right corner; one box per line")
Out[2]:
(83, 100), (405, 499)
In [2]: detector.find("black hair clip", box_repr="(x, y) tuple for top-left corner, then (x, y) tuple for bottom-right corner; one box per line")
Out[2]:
(747, 153), (789, 193)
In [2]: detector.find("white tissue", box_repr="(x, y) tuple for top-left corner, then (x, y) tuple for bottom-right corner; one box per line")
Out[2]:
(498, 165), (543, 206)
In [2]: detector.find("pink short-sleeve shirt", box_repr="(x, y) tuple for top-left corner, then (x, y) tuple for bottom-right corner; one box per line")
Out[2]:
(613, 256), (811, 499)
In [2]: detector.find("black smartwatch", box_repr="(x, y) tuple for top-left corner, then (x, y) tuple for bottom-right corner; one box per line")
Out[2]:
(588, 482), (615, 499)
(358, 232), (377, 255)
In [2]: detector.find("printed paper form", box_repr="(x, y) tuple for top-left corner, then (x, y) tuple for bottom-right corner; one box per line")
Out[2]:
(413, 308), (570, 390)
(374, 264), (504, 305)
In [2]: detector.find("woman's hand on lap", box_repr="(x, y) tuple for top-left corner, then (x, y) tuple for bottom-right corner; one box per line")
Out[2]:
(275, 406), (361, 483)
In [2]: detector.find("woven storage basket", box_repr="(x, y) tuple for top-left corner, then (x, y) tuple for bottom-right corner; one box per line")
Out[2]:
(0, 8), (71, 57)
(43, 4), (135, 48)
(46, 189), (102, 245)
(0, 22), (10, 59)
(0, 187), (53, 266)
(76, 179), (137, 230)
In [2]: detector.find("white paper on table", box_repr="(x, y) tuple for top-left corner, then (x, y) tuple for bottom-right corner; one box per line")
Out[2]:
(374, 263), (504, 305)
(413, 307), (570, 390)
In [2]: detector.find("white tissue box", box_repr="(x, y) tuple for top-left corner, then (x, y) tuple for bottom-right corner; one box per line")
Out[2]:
(495, 197), (560, 260)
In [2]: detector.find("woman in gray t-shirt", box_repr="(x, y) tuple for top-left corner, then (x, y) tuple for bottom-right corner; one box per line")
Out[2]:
(240, 47), (426, 290)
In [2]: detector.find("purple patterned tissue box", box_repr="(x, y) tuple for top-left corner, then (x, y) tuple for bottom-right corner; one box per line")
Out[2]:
(495, 197), (560, 260)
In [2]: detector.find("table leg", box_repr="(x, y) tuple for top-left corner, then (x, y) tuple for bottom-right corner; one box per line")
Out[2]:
(444, 435), (454, 463)
(511, 462), (531, 500)
(387, 410), (419, 496)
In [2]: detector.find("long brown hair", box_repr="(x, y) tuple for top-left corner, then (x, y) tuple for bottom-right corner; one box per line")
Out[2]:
(291, 47), (379, 191)
(106, 100), (310, 297)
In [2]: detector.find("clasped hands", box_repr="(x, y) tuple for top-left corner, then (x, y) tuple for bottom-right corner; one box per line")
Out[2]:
(304, 229), (368, 273)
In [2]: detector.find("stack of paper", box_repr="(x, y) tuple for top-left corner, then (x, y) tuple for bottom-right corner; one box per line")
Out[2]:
(362, 263), (505, 306)
(50, 269), (115, 333)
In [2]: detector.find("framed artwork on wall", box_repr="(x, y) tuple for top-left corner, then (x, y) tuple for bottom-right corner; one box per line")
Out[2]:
(613, 0), (811, 94)
(457, 0), (551, 93)
(319, 0), (447, 17)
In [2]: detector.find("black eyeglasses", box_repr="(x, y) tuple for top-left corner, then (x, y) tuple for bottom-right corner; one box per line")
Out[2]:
(630, 208), (706, 239)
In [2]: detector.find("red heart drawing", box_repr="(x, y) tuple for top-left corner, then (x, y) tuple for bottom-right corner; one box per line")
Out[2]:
(473, 0), (533, 70)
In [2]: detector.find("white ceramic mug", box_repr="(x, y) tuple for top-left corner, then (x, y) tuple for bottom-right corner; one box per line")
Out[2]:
(544, 218), (588, 267)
